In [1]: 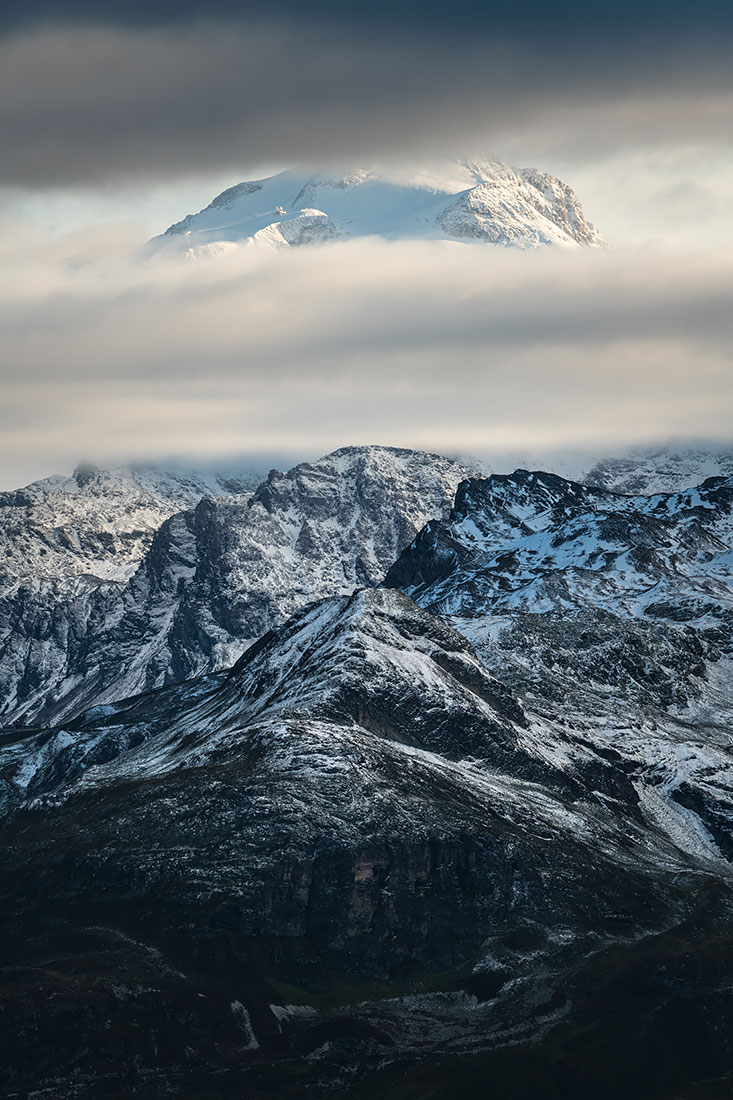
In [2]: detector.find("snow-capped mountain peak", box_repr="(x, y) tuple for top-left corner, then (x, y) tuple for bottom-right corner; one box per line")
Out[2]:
(0, 461), (263, 590)
(150, 158), (605, 256)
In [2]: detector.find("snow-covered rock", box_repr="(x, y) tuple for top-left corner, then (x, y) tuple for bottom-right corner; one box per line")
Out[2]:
(3, 456), (733, 1100)
(386, 468), (733, 864)
(0, 583), (712, 964)
(0, 461), (263, 729)
(0, 446), (470, 728)
(0, 461), (258, 591)
(584, 444), (733, 495)
(150, 158), (605, 256)
(1, 582), (730, 1098)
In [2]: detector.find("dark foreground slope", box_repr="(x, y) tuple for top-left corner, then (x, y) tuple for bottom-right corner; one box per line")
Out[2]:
(1, 589), (732, 1098)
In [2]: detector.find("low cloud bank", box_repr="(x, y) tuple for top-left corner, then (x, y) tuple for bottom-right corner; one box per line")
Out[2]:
(1, 234), (730, 487)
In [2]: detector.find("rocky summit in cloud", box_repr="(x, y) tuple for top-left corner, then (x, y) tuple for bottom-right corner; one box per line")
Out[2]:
(150, 160), (605, 256)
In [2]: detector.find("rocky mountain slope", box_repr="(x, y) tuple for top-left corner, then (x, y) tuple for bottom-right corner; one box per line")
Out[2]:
(584, 444), (733, 495)
(386, 469), (733, 862)
(0, 461), (263, 728)
(150, 158), (605, 255)
(0, 446), (470, 728)
(2, 587), (731, 1099)
(0, 461), (257, 589)
(2, 451), (733, 1097)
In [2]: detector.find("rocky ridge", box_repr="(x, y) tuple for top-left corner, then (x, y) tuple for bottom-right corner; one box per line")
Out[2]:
(385, 469), (733, 863)
(0, 446), (470, 728)
(0, 461), (258, 589)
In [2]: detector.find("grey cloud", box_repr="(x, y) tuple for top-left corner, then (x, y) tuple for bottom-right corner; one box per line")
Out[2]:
(1, 24), (732, 187)
(4, 0), (732, 36)
(0, 240), (731, 485)
(3, 243), (732, 370)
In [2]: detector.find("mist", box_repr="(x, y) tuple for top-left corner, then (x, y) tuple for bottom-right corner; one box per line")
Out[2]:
(1, 231), (731, 488)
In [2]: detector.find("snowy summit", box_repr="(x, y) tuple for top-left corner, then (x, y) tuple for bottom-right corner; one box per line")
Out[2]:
(150, 158), (605, 256)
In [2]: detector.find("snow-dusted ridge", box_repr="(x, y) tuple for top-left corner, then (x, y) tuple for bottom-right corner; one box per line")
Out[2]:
(0, 460), (260, 590)
(149, 158), (605, 256)
(0, 446), (471, 728)
(386, 467), (733, 866)
(4, 454), (733, 874)
(2, 583), (720, 876)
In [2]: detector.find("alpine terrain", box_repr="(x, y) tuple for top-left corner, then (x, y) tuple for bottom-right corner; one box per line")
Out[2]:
(1, 448), (733, 1099)
(584, 444), (733, 495)
(149, 158), (605, 256)
(0, 447), (470, 728)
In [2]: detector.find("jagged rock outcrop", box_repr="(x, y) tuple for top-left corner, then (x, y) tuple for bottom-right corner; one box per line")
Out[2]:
(0, 447), (470, 728)
(385, 469), (733, 866)
(0, 462), (261, 728)
(0, 461), (256, 588)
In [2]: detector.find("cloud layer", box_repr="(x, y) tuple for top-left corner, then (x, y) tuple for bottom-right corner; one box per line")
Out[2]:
(4, 0), (733, 35)
(2, 22), (732, 188)
(1, 236), (731, 486)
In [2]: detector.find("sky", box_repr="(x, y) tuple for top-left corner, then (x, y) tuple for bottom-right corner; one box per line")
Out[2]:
(1, 1), (732, 487)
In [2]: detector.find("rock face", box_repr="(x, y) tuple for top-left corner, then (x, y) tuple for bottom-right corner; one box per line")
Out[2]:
(0, 461), (257, 588)
(2, 588), (731, 1099)
(436, 163), (603, 247)
(150, 158), (605, 255)
(0, 446), (470, 728)
(386, 469), (733, 864)
(0, 463), (261, 728)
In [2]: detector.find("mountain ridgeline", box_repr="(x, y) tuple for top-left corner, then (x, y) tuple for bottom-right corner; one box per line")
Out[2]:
(1, 446), (733, 1099)
(0, 447), (469, 728)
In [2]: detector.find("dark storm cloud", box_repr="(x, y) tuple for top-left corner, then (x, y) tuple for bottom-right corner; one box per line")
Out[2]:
(3, 0), (733, 37)
(1, 18), (732, 188)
